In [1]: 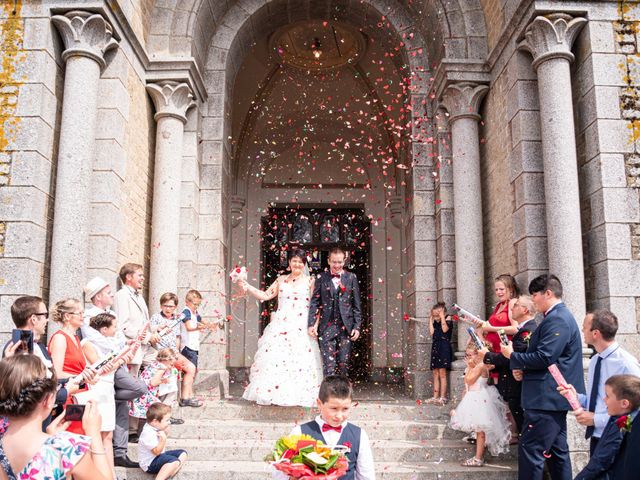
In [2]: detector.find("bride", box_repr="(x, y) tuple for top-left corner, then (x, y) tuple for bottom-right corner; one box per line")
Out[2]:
(240, 249), (323, 407)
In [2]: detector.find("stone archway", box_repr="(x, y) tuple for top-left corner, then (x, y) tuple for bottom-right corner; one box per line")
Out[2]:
(146, 0), (489, 395)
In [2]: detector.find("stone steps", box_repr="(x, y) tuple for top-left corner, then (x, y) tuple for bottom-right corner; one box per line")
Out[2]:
(166, 418), (468, 441)
(176, 400), (452, 422)
(126, 437), (517, 463)
(118, 460), (518, 479)
(117, 396), (518, 479)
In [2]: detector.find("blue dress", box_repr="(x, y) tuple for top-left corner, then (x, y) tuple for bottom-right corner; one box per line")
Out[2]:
(430, 318), (453, 370)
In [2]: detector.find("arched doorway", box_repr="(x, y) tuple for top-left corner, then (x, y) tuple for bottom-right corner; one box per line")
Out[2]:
(219, 7), (427, 388)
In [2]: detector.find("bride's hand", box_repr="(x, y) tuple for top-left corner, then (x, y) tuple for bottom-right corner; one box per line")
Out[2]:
(239, 280), (249, 293)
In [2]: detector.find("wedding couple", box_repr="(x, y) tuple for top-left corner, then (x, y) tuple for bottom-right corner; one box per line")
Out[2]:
(240, 247), (363, 407)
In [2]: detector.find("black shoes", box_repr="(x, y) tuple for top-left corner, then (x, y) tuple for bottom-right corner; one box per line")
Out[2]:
(114, 456), (139, 468)
(128, 433), (139, 444)
(170, 417), (184, 425)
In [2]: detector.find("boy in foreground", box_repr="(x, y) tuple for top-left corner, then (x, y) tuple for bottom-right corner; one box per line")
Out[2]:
(274, 375), (375, 480)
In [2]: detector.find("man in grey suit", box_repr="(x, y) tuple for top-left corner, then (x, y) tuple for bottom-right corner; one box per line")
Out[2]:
(308, 247), (362, 377)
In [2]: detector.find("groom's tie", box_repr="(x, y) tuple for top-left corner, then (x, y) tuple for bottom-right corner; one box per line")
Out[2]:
(322, 423), (342, 433)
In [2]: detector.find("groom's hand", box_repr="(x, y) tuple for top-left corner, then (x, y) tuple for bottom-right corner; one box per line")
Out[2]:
(350, 329), (360, 341)
(308, 325), (318, 338)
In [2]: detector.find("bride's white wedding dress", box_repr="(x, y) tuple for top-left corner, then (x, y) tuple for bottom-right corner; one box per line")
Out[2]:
(242, 274), (323, 407)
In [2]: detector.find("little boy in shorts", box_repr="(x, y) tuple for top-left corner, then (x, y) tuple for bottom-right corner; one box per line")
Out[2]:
(575, 374), (640, 480)
(273, 375), (376, 480)
(179, 289), (210, 407)
(138, 402), (188, 480)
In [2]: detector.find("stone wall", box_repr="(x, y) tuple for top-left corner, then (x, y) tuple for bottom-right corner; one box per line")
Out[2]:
(480, 59), (519, 310)
(569, 1), (640, 357)
(0, 0), (62, 333)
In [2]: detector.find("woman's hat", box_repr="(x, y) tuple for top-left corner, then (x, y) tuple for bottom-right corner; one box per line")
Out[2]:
(84, 277), (109, 300)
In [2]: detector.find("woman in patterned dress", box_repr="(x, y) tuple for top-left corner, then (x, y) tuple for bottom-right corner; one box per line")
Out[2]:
(0, 355), (112, 479)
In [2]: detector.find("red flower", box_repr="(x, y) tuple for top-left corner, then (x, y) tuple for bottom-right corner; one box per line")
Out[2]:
(452, 314), (459, 321)
(339, 283), (346, 293)
(235, 268), (241, 273)
(616, 415), (632, 432)
(282, 449), (295, 460)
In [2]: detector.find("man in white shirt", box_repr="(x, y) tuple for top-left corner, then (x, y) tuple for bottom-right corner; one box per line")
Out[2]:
(571, 309), (640, 455)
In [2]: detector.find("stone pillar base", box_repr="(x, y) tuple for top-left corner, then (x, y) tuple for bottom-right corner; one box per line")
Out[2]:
(405, 370), (431, 398)
(195, 369), (229, 399)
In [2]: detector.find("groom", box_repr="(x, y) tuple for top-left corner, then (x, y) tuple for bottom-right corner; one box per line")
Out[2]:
(308, 247), (362, 377)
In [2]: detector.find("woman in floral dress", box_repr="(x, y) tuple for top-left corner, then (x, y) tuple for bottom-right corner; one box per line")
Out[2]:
(0, 355), (112, 479)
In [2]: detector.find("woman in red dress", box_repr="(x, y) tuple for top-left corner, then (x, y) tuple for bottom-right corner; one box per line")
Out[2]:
(480, 274), (520, 441)
(481, 274), (520, 353)
(48, 298), (92, 434)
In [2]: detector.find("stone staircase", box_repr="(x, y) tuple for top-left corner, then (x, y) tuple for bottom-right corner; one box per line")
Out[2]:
(117, 394), (518, 479)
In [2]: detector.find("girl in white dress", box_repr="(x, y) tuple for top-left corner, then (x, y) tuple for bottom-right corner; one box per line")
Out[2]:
(450, 342), (511, 466)
(240, 249), (323, 407)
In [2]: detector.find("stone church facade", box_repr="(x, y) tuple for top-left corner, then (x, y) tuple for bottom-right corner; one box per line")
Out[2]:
(1, 0), (640, 404)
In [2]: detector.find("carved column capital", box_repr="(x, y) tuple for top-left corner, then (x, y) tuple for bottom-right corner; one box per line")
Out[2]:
(439, 83), (489, 123)
(146, 81), (196, 124)
(231, 196), (246, 228)
(519, 13), (587, 70)
(51, 10), (118, 69)
(388, 195), (404, 228)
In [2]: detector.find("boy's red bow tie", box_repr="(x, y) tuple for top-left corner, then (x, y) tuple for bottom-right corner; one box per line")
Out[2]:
(322, 423), (342, 433)
(331, 273), (341, 278)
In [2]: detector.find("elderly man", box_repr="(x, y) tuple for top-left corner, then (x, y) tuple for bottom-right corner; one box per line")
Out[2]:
(477, 295), (538, 434)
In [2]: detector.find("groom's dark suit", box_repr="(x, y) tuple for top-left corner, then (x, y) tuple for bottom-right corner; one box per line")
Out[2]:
(309, 270), (362, 377)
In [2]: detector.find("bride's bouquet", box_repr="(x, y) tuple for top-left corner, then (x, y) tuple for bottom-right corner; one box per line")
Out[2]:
(229, 266), (247, 284)
(266, 434), (349, 479)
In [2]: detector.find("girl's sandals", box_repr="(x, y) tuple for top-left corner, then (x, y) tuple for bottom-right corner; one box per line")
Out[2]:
(461, 456), (484, 467)
(426, 397), (440, 404)
(437, 397), (449, 405)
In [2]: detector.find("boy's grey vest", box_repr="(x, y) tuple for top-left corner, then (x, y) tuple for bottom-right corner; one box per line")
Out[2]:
(300, 421), (361, 480)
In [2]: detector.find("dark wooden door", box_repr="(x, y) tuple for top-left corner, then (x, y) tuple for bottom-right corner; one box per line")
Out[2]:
(260, 206), (371, 380)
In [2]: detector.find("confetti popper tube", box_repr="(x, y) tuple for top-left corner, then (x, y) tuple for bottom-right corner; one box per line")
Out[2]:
(498, 328), (510, 346)
(452, 304), (484, 325)
(129, 321), (151, 356)
(548, 364), (583, 412)
(96, 346), (132, 376)
(466, 327), (484, 350)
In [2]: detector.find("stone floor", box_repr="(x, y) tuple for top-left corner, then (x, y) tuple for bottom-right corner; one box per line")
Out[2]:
(117, 382), (518, 479)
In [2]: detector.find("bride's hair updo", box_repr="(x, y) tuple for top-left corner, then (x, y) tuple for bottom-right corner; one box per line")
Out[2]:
(0, 355), (57, 417)
(289, 249), (307, 265)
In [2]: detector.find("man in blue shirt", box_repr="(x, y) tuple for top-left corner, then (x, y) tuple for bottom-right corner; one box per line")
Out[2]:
(575, 309), (640, 454)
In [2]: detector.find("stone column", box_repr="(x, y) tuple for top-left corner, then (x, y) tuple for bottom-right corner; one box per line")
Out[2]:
(519, 13), (587, 320)
(440, 83), (489, 350)
(49, 11), (118, 302)
(146, 82), (195, 309)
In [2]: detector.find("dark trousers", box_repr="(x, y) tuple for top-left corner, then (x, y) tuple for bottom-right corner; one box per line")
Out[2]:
(519, 409), (571, 480)
(318, 323), (352, 377)
(508, 396), (524, 434)
(113, 365), (147, 458)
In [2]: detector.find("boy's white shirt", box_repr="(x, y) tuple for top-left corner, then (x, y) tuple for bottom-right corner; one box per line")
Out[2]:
(271, 415), (375, 480)
(180, 306), (200, 351)
(138, 423), (165, 472)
